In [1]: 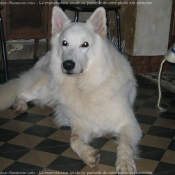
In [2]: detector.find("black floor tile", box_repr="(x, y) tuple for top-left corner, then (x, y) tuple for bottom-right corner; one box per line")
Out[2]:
(136, 114), (157, 125)
(34, 139), (70, 155)
(142, 102), (157, 109)
(160, 112), (175, 120)
(47, 156), (85, 173)
(98, 150), (116, 167)
(23, 125), (57, 138)
(169, 100), (175, 107)
(154, 162), (175, 174)
(162, 91), (175, 99)
(134, 106), (140, 112)
(90, 138), (109, 149)
(0, 143), (29, 160)
(137, 94), (151, 101)
(147, 126), (175, 139)
(0, 117), (10, 126)
(138, 82), (157, 89)
(167, 139), (175, 151)
(136, 75), (146, 82)
(0, 128), (19, 142)
(139, 145), (165, 161)
(15, 112), (46, 124)
(3, 161), (43, 174)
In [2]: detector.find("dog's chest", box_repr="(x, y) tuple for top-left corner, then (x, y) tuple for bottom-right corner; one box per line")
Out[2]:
(59, 83), (103, 110)
(57, 81), (120, 129)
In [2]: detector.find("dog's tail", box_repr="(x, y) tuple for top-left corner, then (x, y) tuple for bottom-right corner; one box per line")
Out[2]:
(0, 79), (20, 110)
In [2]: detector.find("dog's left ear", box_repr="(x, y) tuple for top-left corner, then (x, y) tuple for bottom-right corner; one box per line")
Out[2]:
(87, 7), (107, 37)
(52, 6), (71, 35)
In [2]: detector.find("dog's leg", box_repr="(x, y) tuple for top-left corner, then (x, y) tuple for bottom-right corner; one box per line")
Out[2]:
(70, 134), (100, 167)
(115, 125), (140, 174)
(13, 75), (49, 113)
(70, 124), (100, 167)
(13, 91), (38, 113)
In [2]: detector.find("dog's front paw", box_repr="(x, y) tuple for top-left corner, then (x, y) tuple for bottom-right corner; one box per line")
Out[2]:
(84, 149), (100, 168)
(13, 102), (28, 113)
(116, 158), (136, 175)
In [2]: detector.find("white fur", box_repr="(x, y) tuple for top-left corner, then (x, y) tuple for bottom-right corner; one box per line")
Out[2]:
(0, 6), (142, 174)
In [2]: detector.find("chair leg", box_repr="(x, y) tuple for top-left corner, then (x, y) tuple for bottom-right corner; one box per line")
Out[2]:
(0, 13), (9, 82)
(74, 11), (79, 22)
(34, 39), (39, 61)
(115, 10), (122, 52)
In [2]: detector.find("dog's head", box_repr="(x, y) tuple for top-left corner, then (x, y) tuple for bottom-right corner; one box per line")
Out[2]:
(51, 6), (107, 75)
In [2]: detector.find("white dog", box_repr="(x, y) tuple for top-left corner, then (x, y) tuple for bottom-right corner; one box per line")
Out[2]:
(0, 6), (142, 174)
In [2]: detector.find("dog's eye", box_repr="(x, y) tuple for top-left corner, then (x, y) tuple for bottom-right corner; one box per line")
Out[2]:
(62, 40), (68, 46)
(81, 42), (89, 48)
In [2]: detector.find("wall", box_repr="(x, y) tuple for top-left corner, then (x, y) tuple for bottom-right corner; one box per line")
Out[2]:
(98, 0), (172, 56)
(133, 0), (172, 56)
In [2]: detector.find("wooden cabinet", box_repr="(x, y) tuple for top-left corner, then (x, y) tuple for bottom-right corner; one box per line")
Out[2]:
(1, 0), (53, 59)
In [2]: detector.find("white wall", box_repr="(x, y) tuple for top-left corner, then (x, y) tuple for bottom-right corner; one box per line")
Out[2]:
(133, 0), (172, 56)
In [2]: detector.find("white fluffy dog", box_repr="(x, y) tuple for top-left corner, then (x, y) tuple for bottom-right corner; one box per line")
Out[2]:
(0, 6), (142, 174)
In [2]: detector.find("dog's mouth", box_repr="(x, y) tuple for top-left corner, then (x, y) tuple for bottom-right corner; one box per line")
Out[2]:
(65, 70), (83, 75)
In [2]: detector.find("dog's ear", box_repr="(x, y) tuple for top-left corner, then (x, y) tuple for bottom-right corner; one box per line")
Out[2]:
(52, 6), (71, 35)
(87, 7), (107, 37)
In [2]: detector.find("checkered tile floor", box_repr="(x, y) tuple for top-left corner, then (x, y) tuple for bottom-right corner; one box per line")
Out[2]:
(0, 61), (175, 175)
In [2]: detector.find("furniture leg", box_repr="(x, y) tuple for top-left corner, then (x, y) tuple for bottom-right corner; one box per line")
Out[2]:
(115, 10), (122, 52)
(0, 11), (9, 82)
(74, 11), (79, 22)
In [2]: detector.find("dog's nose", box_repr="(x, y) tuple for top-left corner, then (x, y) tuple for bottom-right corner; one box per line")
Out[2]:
(63, 60), (75, 71)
